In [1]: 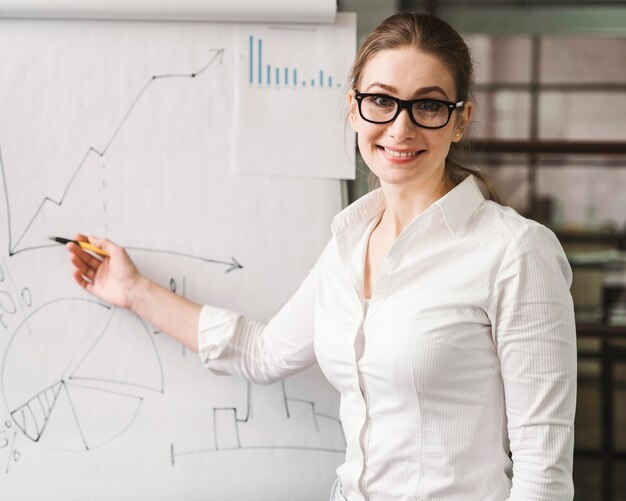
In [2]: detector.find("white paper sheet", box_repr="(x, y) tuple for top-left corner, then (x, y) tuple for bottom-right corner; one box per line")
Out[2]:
(0, 18), (344, 501)
(0, 0), (337, 23)
(233, 13), (357, 179)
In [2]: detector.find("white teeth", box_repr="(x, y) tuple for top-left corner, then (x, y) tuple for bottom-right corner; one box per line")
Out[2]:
(383, 147), (419, 158)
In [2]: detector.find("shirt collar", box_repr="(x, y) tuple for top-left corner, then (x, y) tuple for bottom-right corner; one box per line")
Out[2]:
(435, 175), (485, 233)
(331, 174), (485, 237)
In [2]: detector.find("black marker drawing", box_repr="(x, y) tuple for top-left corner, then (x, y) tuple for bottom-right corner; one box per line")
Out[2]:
(0, 48), (241, 273)
(1, 298), (163, 452)
(170, 380), (346, 465)
(0, 38), (343, 479)
(0, 258), (32, 335)
(0, 420), (20, 474)
(4, 430), (18, 474)
(126, 247), (242, 273)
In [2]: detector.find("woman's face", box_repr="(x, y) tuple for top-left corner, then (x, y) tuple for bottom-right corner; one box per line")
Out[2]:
(349, 47), (472, 190)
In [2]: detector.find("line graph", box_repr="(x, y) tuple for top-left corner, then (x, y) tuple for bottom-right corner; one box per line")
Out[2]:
(0, 18), (347, 501)
(0, 47), (242, 273)
(170, 379), (345, 465)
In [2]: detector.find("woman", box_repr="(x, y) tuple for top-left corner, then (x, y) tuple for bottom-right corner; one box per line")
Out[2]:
(67, 12), (576, 501)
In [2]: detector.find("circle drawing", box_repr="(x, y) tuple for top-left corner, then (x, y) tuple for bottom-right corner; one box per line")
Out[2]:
(1, 298), (163, 451)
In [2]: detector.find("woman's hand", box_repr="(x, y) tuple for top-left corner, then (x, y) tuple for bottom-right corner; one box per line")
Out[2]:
(67, 233), (142, 310)
(67, 233), (202, 352)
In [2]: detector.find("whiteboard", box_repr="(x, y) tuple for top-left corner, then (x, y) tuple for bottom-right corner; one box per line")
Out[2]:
(0, 13), (353, 501)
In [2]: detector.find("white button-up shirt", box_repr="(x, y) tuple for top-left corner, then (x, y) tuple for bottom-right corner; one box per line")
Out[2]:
(198, 175), (577, 500)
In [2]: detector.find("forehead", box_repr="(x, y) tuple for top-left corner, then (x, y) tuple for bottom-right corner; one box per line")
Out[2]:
(360, 47), (456, 99)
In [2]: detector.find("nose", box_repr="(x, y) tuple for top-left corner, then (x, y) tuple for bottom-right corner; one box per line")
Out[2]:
(387, 107), (417, 141)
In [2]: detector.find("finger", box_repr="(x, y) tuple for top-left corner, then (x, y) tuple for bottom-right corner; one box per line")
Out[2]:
(68, 242), (103, 269)
(70, 253), (97, 280)
(73, 233), (89, 243)
(72, 269), (94, 292)
(72, 234), (108, 260)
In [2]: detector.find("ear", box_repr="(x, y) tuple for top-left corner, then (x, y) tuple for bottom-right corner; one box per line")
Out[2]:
(347, 89), (359, 132)
(453, 101), (473, 143)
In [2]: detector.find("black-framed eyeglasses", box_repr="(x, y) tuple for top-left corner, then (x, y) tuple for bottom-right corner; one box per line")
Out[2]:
(354, 92), (464, 129)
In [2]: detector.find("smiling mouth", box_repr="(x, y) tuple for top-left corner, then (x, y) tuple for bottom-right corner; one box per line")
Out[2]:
(380, 146), (423, 158)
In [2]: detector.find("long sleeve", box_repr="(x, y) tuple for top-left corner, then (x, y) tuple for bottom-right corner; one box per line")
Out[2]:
(197, 244), (326, 385)
(490, 222), (577, 501)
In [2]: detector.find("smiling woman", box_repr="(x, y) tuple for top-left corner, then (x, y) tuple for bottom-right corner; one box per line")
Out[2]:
(348, 12), (499, 201)
(65, 11), (577, 501)
(349, 47), (465, 196)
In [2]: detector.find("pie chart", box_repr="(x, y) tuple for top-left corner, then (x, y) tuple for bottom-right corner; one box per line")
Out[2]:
(1, 297), (163, 451)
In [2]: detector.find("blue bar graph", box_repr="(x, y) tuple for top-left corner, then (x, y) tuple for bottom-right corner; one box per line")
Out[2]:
(258, 39), (262, 85)
(247, 34), (341, 89)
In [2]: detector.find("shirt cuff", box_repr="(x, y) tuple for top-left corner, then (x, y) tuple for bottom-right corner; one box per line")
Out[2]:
(197, 304), (241, 370)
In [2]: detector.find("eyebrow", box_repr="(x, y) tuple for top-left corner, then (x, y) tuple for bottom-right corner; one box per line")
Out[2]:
(364, 82), (451, 100)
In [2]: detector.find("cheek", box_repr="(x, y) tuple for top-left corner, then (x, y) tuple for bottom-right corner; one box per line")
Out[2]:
(357, 130), (378, 161)
(356, 122), (381, 149)
(427, 131), (455, 152)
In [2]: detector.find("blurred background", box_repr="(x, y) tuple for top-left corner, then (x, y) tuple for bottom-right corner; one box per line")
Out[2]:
(338, 1), (626, 499)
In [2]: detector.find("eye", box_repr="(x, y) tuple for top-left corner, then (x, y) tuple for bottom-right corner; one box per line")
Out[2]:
(414, 99), (445, 115)
(371, 95), (395, 108)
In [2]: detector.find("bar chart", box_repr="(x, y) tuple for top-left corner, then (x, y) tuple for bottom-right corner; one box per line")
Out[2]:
(247, 34), (342, 88)
(235, 14), (356, 179)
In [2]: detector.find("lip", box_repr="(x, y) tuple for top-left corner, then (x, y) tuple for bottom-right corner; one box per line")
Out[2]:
(378, 145), (425, 163)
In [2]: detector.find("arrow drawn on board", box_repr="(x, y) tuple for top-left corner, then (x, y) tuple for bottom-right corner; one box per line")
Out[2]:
(0, 48), (241, 272)
(126, 247), (243, 273)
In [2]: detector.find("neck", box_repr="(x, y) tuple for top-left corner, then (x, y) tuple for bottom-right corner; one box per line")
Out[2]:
(379, 173), (453, 236)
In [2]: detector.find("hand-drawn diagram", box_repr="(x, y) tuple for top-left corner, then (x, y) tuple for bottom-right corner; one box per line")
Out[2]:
(0, 18), (344, 500)
(0, 48), (242, 274)
(0, 44), (238, 456)
(0, 419), (21, 474)
(171, 380), (345, 464)
(2, 298), (163, 451)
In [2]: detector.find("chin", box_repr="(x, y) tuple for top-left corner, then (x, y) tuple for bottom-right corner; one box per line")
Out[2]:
(376, 172), (421, 187)
(370, 161), (417, 179)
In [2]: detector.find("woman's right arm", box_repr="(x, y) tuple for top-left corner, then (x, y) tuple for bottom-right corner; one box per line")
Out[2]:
(68, 233), (323, 384)
(197, 258), (319, 384)
(67, 234), (202, 352)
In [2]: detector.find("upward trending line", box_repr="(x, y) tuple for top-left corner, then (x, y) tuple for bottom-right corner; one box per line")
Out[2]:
(1, 49), (225, 257)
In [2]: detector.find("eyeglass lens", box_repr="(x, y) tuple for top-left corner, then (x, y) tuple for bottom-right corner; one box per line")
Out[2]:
(360, 95), (451, 128)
